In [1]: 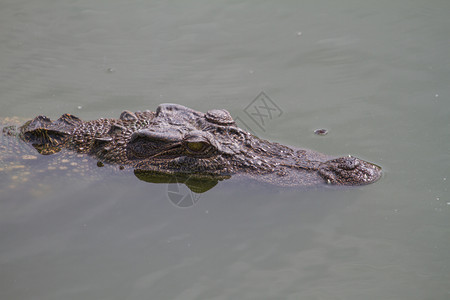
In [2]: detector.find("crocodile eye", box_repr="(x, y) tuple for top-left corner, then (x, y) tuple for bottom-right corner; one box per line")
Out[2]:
(183, 131), (218, 157)
(186, 141), (208, 152)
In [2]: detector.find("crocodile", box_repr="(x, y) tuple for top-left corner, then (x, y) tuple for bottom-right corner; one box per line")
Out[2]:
(5, 103), (381, 190)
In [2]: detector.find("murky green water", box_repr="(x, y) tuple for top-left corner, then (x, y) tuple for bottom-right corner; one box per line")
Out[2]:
(1, 0), (449, 299)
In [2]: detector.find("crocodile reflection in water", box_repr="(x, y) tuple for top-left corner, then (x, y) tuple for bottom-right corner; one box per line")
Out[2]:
(14, 103), (381, 191)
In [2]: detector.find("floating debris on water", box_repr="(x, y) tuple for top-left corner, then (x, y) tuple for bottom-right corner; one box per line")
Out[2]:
(314, 128), (328, 136)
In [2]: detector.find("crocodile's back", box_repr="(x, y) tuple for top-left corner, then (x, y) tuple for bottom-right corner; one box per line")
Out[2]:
(0, 118), (116, 196)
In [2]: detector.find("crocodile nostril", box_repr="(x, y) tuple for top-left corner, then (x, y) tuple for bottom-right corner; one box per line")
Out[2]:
(338, 157), (360, 170)
(318, 156), (382, 185)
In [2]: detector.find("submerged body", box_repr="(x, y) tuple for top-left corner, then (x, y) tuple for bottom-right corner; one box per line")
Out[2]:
(9, 103), (381, 187)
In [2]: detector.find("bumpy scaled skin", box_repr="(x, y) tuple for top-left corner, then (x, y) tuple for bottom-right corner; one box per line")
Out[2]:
(18, 103), (381, 186)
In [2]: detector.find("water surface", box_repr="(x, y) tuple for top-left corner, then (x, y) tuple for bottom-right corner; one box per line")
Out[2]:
(1, 1), (449, 299)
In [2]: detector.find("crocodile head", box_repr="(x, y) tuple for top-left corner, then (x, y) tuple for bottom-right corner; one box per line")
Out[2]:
(124, 104), (382, 186)
(126, 103), (253, 175)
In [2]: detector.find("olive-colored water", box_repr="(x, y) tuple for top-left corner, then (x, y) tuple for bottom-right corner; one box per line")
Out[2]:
(1, 1), (449, 299)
